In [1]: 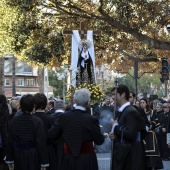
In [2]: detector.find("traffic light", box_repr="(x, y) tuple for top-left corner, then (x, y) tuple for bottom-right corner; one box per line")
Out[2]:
(161, 59), (169, 80)
(160, 77), (164, 83)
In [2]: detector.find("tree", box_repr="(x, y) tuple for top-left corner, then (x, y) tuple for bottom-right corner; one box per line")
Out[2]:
(118, 70), (162, 97)
(2, 0), (170, 73)
(48, 68), (67, 98)
(0, 1), (65, 67)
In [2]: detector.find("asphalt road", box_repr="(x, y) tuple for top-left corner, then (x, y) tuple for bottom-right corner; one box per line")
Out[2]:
(97, 153), (170, 170)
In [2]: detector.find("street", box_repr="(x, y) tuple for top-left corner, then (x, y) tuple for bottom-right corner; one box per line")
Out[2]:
(97, 153), (170, 170)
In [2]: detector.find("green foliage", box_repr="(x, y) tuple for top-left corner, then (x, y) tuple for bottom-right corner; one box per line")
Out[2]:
(5, 0), (41, 12)
(104, 86), (113, 96)
(9, 16), (40, 53)
(1, 0), (170, 71)
(48, 68), (66, 98)
(118, 70), (162, 96)
(24, 32), (64, 64)
(0, 1), (65, 66)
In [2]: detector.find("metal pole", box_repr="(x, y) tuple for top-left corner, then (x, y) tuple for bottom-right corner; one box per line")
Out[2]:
(110, 75), (119, 170)
(165, 80), (168, 97)
(12, 55), (16, 96)
(69, 85), (74, 110)
(46, 67), (49, 98)
(134, 61), (138, 97)
(102, 72), (104, 90)
(0, 57), (5, 95)
(63, 79), (65, 102)
(44, 67), (46, 95)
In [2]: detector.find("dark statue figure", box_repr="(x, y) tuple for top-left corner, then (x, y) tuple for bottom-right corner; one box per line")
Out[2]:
(76, 41), (95, 86)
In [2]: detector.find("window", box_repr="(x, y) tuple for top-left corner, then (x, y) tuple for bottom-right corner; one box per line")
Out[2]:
(4, 60), (11, 73)
(17, 62), (24, 72)
(17, 62), (32, 73)
(27, 78), (34, 86)
(18, 77), (24, 86)
(24, 66), (32, 72)
(4, 79), (10, 86)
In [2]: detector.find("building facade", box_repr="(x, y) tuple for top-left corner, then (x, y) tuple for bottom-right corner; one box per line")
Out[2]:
(4, 55), (53, 98)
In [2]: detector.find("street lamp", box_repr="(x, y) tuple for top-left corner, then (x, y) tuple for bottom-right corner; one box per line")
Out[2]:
(69, 65), (79, 83)
(99, 65), (105, 89)
(57, 65), (79, 102)
(96, 64), (113, 90)
(57, 68), (69, 102)
(107, 71), (113, 80)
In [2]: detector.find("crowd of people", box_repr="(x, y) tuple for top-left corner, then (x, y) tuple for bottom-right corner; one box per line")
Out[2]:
(0, 84), (170, 170)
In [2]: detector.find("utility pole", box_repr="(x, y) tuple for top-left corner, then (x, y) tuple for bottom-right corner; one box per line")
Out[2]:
(134, 61), (138, 96)
(120, 51), (159, 96)
(0, 57), (5, 95)
(12, 54), (16, 96)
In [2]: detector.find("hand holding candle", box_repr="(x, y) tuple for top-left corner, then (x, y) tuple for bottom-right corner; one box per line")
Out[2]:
(90, 107), (93, 115)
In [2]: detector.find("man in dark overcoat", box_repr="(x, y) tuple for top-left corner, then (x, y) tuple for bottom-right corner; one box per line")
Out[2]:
(94, 96), (114, 153)
(48, 88), (106, 170)
(110, 85), (146, 170)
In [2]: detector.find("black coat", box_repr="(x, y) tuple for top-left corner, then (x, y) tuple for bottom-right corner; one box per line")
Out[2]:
(167, 114), (170, 146)
(50, 111), (65, 170)
(112, 105), (146, 170)
(0, 115), (8, 161)
(46, 108), (55, 115)
(33, 112), (53, 133)
(48, 109), (104, 170)
(6, 113), (49, 170)
(33, 112), (57, 170)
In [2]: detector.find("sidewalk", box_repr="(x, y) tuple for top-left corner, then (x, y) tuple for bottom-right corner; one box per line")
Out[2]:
(97, 153), (170, 170)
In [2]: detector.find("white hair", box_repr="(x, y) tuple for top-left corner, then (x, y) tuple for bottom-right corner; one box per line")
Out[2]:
(54, 99), (64, 109)
(74, 88), (91, 107)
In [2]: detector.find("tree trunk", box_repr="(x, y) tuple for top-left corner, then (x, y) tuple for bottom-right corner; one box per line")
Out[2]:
(0, 57), (4, 95)
(37, 67), (44, 93)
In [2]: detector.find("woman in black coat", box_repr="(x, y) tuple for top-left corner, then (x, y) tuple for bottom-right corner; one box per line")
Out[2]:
(6, 94), (49, 170)
(139, 98), (163, 170)
(33, 93), (57, 170)
(0, 94), (9, 170)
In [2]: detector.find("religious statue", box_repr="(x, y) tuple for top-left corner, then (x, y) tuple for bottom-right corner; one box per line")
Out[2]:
(76, 39), (95, 85)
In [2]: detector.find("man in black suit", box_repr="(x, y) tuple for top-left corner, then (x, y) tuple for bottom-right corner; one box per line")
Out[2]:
(48, 88), (106, 170)
(46, 100), (55, 115)
(167, 115), (170, 149)
(94, 96), (114, 153)
(129, 91), (149, 133)
(50, 99), (66, 170)
(51, 100), (65, 121)
(110, 85), (146, 170)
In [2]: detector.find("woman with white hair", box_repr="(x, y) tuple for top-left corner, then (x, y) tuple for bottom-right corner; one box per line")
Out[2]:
(48, 88), (106, 170)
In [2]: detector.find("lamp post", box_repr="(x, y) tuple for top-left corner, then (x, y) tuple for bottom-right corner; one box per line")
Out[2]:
(58, 73), (66, 102)
(0, 57), (5, 95)
(100, 65), (105, 90)
(69, 65), (79, 85)
(57, 67), (70, 102)
(5, 54), (16, 96)
(57, 64), (80, 104)
(96, 64), (113, 90)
